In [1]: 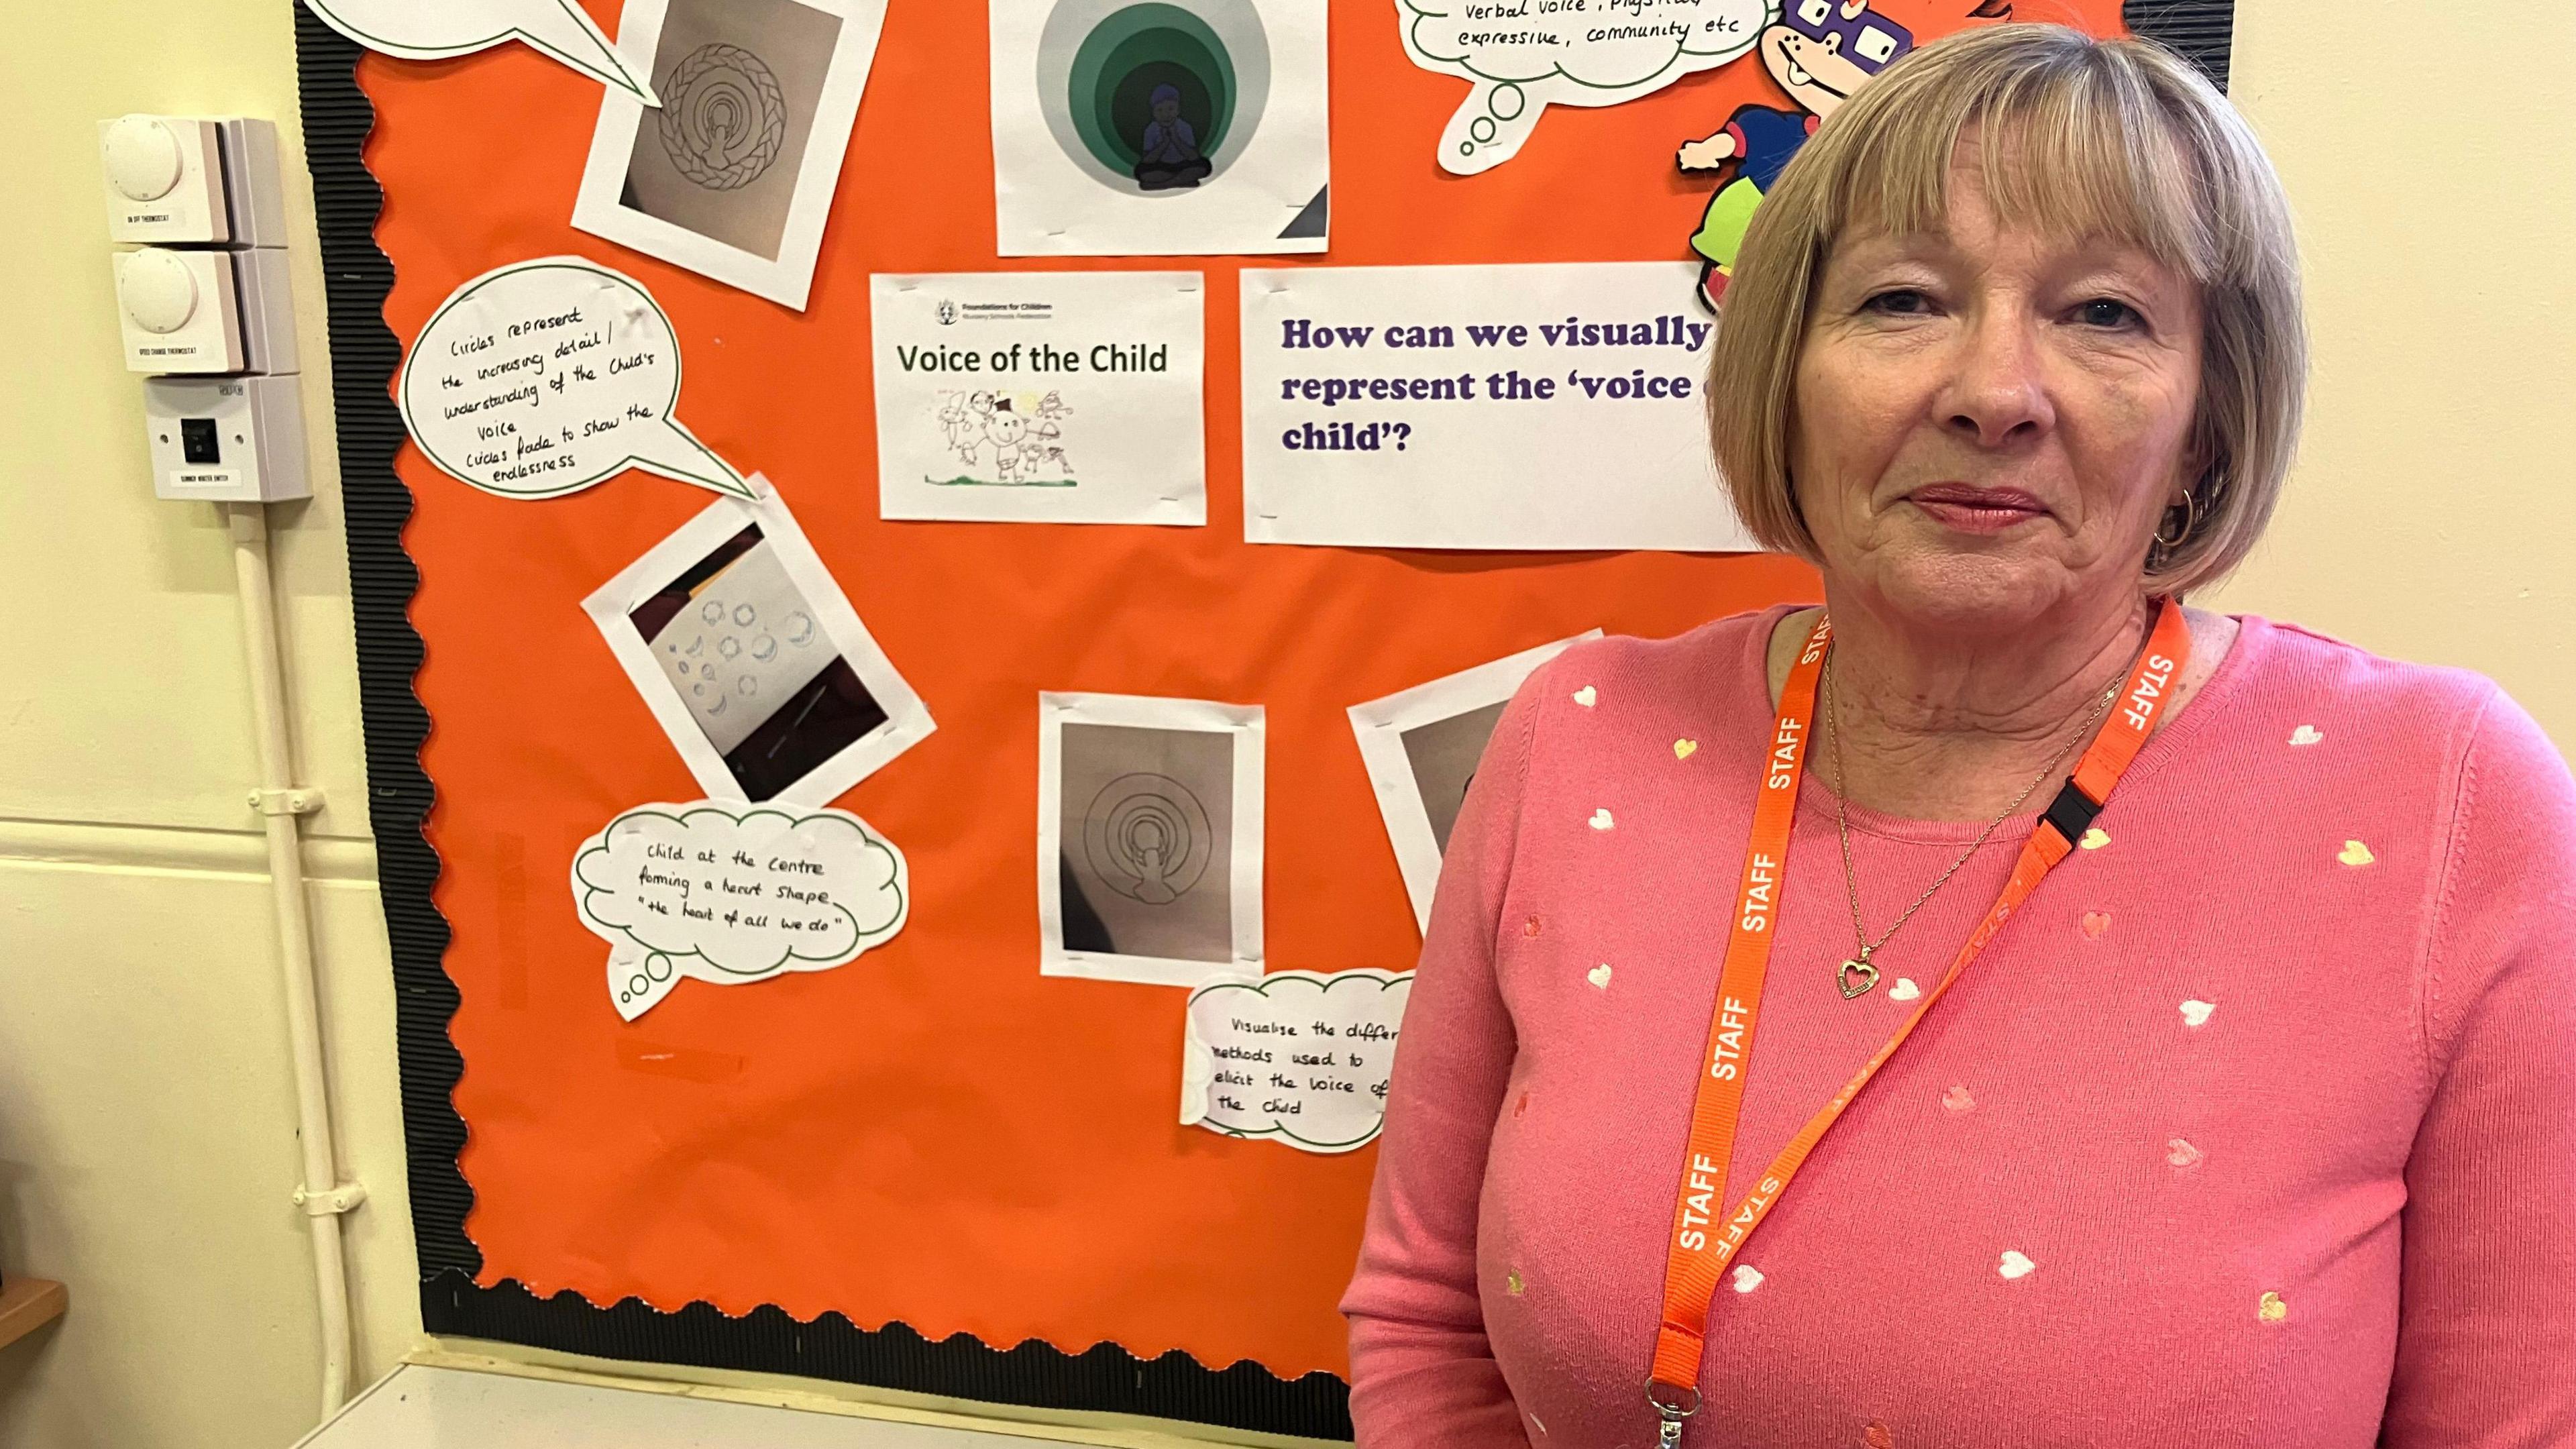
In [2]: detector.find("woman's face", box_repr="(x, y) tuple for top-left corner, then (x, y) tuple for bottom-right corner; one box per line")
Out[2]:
(1789, 140), (2204, 633)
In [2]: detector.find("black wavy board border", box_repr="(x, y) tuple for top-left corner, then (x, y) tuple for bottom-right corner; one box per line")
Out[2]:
(301, 1), (2229, 1440)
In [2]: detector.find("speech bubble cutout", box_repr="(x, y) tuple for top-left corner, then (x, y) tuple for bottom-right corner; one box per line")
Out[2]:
(303, 0), (661, 103)
(1181, 970), (1413, 1153)
(402, 257), (753, 500)
(1399, 0), (1778, 174)
(574, 801), (909, 1020)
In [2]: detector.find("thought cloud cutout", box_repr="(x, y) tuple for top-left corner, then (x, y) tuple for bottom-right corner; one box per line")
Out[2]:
(303, 0), (661, 103)
(574, 801), (908, 1020)
(1181, 970), (1412, 1152)
(401, 257), (754, 501)
(1397, 0), (1776, 173)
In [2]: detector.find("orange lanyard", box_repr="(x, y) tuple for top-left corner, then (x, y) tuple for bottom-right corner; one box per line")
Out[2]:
(1645, 598), (2191, 1444)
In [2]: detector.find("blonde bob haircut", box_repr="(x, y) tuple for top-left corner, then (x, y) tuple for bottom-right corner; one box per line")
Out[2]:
(1706, 23), (2306, 596)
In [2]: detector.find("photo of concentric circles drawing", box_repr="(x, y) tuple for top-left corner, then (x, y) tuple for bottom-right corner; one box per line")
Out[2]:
(657, 43), (790, 190)
(1083, 772), (1212, 904)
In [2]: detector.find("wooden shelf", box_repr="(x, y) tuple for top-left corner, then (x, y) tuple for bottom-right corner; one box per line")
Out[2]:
(0, 1279), (66, 1351)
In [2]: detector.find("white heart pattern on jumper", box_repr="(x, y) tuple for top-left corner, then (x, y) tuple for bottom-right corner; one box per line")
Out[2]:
(1887, 977), (1921, 1001)
(1572, 685), (1597, 706)
(2178, 999), (2216, 1028)
(1589, 808), (1614, 830)
(1587, 964), (1612, 989)
(2290, 724), (2324, 747)
(1998, 1250), (2036, 1280)
(1730, 1265), (1764, 1293)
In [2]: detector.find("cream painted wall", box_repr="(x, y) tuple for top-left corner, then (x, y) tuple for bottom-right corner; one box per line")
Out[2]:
(0, 3), (2567, 1448)
(1, 3), (417, 1447)
(2206, 3), (2576, 741)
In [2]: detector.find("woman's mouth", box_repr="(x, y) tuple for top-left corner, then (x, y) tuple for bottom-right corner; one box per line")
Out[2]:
(1903, 484), (2050, 535)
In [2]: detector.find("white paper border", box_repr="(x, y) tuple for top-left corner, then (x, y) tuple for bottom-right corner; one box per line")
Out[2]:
(582, 474), (934, 807)
(1038, 690), (1264, 986)
(1349, 632), (1599, 933)
(572, 0), (889, 311)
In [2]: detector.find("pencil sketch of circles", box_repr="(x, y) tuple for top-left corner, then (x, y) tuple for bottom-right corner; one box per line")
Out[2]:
(656, 44), (789, 191)
(1083, 772), (1214, 905)
(784, 610), (817, 647)
(1034, 0), (1273, 194)
(700, 600), (724, 625)
(749, 633), (778, 662)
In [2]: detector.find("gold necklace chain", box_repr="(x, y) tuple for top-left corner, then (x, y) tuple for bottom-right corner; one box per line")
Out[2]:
(1820, 647), (2124, 1000)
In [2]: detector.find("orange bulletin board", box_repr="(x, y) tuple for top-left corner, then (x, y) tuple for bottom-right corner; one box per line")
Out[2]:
(317, 0), (2164, 1432)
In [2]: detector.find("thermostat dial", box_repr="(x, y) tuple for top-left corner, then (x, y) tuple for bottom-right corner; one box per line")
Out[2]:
(120, 248), (201, 334)
(101, 115), (186, 201)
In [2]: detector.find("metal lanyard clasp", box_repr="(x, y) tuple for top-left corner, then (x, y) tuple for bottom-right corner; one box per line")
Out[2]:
(1646, 1381), (1701, 1448)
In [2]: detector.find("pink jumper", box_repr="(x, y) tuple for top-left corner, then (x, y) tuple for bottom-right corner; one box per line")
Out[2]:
(1343, 609), (2576, 1447)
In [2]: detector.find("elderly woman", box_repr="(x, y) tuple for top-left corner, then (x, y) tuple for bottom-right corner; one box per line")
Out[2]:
(1343, 23), (2575, 1448)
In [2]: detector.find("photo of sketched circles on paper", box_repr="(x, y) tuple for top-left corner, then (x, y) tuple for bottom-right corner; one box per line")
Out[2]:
(1350, 631), (1599, 933)
(1038, 692), (1264, 986)
(571, 0), (889, 309)
(991, 0), (1330, 256)
(583, 475), (934, 807)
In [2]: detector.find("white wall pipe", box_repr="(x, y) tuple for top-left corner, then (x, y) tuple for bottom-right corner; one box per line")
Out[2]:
(225, 503), (360, 1417)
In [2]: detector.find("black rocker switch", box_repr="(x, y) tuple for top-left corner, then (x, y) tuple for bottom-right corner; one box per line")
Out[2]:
(180, 417), (222, 465)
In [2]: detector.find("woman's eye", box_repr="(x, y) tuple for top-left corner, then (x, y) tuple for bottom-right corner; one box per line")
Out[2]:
(1862, 288), (1933, 316)
(2074, 298), (2143, 329)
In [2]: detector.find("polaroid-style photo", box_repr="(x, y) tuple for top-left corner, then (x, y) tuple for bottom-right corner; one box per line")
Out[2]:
(1038, 692), (1263, 986)
(584, 476), (933, 806)
(1349, 632), (1601, 932)
(991, 0), (1330, 256)
(572, 0), (889, 309)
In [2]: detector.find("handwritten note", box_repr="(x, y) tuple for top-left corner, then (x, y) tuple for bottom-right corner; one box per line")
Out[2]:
(1181, 970), (1412, 1153)
(573, 801), (908, 1020)
(400, 257), (753, 501)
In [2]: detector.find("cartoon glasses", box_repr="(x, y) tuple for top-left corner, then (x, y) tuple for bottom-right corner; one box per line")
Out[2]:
(1788, 0), (1917, 75)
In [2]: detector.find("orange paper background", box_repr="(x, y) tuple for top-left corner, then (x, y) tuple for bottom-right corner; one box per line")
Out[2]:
(366, 0), (2121, 1379)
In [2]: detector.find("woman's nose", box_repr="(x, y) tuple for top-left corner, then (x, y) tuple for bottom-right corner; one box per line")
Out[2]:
(1941, 307), (2053, 447)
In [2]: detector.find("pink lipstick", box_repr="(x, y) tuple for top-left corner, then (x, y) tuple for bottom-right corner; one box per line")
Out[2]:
(1904, 483), (2048, 534)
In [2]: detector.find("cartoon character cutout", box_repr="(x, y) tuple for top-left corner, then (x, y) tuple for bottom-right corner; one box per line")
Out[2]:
(1677, 0), (1918, 310)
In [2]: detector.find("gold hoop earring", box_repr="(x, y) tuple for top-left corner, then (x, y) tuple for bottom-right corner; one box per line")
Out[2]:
(2153, 502), (2192, 549)
(2154, 484), (2202, 549)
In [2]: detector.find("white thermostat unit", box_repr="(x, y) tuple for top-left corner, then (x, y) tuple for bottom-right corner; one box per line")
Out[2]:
(98, 115), (287, 248)
(112, 246), (297, 376)
(143, 374), (309, 502)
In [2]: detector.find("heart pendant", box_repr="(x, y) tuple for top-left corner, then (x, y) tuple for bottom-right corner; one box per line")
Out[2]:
(1838, 957), (1879, 999)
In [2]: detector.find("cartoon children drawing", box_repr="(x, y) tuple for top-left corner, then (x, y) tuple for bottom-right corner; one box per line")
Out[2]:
(983, 400), (1032, 482)
(933, 390), (1075, 483)
(1134, 83), (1214, 191)
(1676, 0), (1917, 310)
(1029, 390), (1073, 475)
